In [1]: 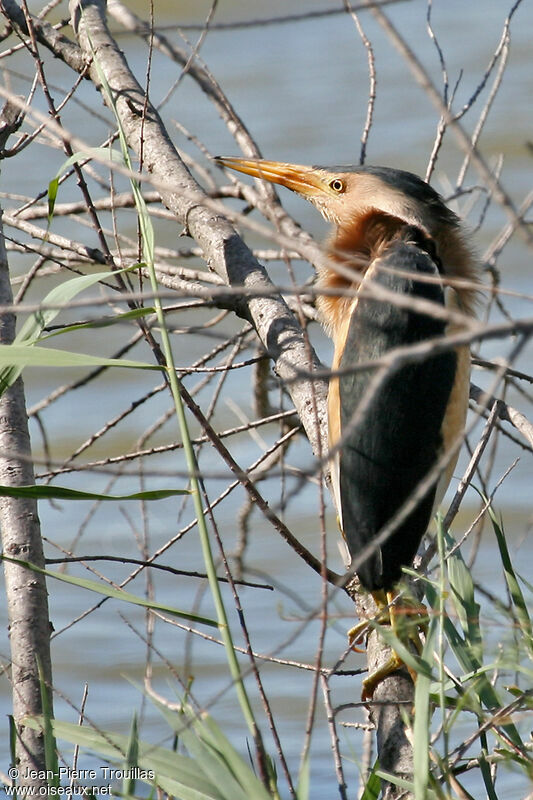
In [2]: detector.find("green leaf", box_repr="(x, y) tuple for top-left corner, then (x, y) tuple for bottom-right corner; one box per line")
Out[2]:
(8, 715), (16, 783)
(177, 706), (273, 800)
(0, 484), (188, 501)
(487, 505), (533, 657)
(37, 657), (59, 788)
(0, 265), (145, 395)
(48, 148), (123, 223)
(23, 717), (225, 800)
(0, 343), (160, 372)
(150, 698), (272, 800)
(445, 531), (482, 662)
(23, 711), (274, 800)
(374, 770), (416, 793)
(414, 617), (437, 800)
(15, 270), (118, 345)
(479, 741), (499, 800)
(427, 568), (524, 750)
(0, 556), (217, 628)
(296, 750), (310, 800)
(124, 714), (139, 797)
(359, 759), (381, 800)
(42, 306), (156, 339)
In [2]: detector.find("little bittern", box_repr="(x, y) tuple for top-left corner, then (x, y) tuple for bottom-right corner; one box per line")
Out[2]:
(216, 156), (478, 696)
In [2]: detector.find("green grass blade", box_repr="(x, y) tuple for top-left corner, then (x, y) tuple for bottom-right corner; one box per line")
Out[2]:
(123, 714), (139, 798)
(427, 534), (525, 750)
(0, 266), (142, 394)
(478, 737), (499, 800)
(148, 697), (271, 800)
(23, 716), (225, 800)
(87, 28), (267, 771)
(0, 484), (188, 501)
(41, 306), (156, 339)
(14, 267), (135, 346)
(487, 504), (533, 657)
(295, 749), (310, 800)
(375, 769), (439, 800)
(0, 343), (160, 372)
(414, 616), (437, 800)
(0, 556), (217, 627)
(359, 759), (381, 800)
(184, 705), (272, 800)
(37, 657), (59, 788)
(48, 148), (123, 223)
(445, 532), (482, 663)
(8, 716), (18, 797)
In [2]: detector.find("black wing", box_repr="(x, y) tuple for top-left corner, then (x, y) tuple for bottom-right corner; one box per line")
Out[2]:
(338, 228), (456, 591)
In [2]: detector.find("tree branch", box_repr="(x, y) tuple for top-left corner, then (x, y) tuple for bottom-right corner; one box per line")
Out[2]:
(68, 0), (328, 463)
(0, 101), (53, 789)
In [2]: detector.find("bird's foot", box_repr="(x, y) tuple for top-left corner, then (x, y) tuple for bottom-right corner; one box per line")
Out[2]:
(361, 650), (407, 701)
(349, 590), (428, 700)
(347, 604), (391, 649)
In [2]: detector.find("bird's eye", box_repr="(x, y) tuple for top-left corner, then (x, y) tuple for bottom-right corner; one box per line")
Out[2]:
(329, 178), (345, 193)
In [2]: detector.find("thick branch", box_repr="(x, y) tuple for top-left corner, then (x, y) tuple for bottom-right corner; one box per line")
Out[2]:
(0, 111), (52, 784)
(68, 0), (328, 461)
(0, 0), (84, 71)
(64, 3), (418, 793)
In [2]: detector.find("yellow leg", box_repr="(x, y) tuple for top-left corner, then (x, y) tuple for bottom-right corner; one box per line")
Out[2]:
(347, 589), (388, 646)
(348, 589), (428, 700)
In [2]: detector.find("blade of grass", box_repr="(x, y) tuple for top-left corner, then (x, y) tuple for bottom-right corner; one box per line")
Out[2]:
(435, 516), (451, 791)
(123, 714), (139, 798)
(0, 484), (188, 501)
(87, 36), (265, 759)
(359, 759), (381, 800)
(0, 265), (142, 394)
(426, 530), (525, 750)
(23, 716), (225, 800)
(129, 682), (274, 800)
(37, 657), (59, 788)
(0, 555), (217, 627)
(41, 306), (157, 339)
(487, 503), (533, 657)
(478, 736), (498, 800)
(14, 266), (137, 345)
(414, 613), (437, 800)
(8, 715), (17, 792)
(48, 148), (123, 224)
(295, 749), (310, 800)
(0, 343), (160, 372)
(445, 531), (482, 663)
(178, 703), (272, 800)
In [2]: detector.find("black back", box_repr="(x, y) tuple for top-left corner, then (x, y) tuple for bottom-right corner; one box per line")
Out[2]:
(338, 227), (456, 591)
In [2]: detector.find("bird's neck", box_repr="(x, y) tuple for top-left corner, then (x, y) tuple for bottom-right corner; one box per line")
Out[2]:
(317, 207), (479, 337)
(317, 210), (415, 334)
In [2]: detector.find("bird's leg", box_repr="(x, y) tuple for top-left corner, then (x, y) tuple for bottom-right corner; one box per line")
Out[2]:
(347, 589), (389, 647)
(348, 588), (428, 700)
(388, 590), (428, 657)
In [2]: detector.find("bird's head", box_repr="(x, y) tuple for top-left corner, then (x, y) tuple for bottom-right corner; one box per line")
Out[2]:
(215, 157), (478, 312)
(216, 157), (456, 236)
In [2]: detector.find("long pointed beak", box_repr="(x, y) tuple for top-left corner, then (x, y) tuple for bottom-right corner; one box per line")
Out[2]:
(215, 156), (322, 198)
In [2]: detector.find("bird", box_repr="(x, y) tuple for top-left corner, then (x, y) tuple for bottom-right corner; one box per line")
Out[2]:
(215, 156), (478, 696)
